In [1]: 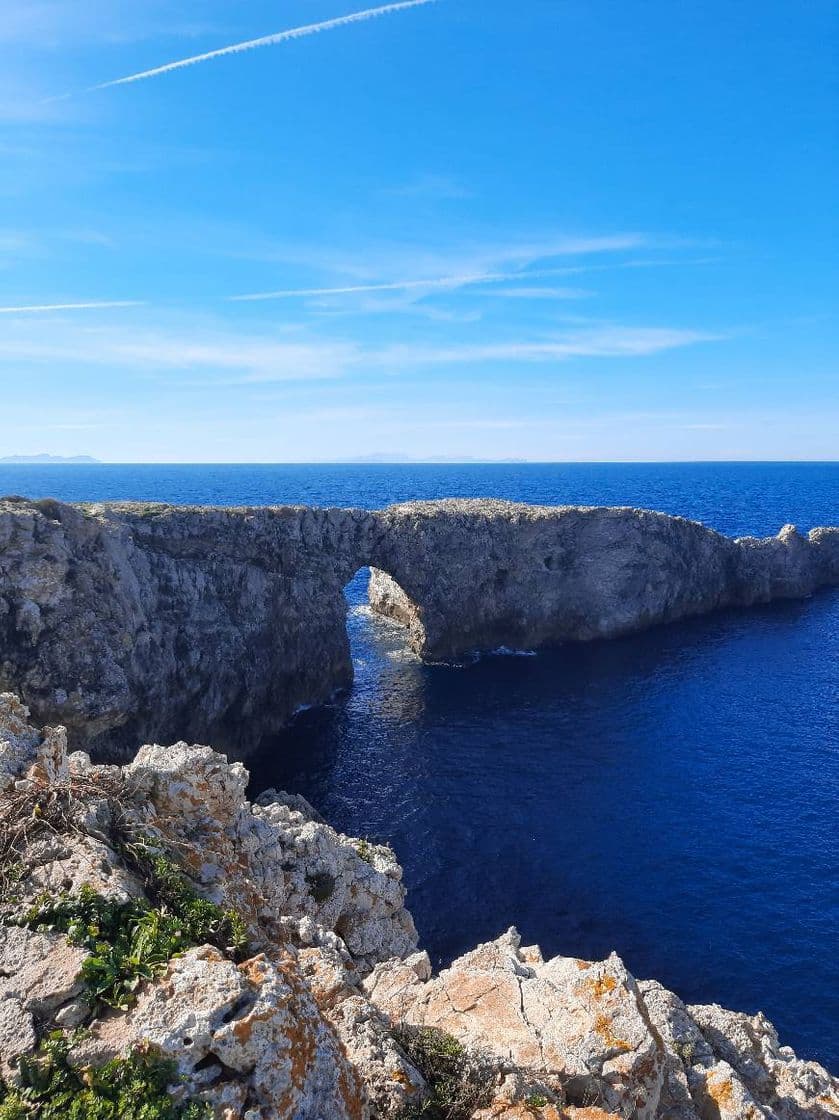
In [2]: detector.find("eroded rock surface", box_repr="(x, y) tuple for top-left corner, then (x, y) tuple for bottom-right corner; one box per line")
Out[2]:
(0, 696), (835, 1119)
(1, 498), (837, 755)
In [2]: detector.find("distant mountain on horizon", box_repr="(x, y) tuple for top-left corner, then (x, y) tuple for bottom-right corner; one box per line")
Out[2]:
(0, 454), (100, 464)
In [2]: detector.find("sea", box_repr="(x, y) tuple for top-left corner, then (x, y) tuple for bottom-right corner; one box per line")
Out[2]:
(1, 461), (837, 1069)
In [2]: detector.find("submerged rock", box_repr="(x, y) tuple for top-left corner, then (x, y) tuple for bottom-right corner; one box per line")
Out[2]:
(0, 695), (835, 1118)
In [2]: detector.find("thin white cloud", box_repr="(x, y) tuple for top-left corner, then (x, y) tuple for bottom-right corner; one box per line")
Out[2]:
(0, 308), (722, 385)
(85, 0), (435, 92)
(483, 286), (592, 300)
(229, 233), (649, 278)
(0, 316), (360, 381)
(229, 268), (598, 303)
(369, 327), (722, 370)
(0, 300), (145, 314)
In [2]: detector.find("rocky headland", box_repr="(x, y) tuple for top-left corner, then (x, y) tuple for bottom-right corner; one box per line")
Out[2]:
(1, 497), (837, 756)
(0, 693), (836, 1119)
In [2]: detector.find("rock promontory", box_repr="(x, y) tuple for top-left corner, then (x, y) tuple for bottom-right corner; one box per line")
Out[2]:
(0, 497), (837, 754)
(1, 694), (836, 1118)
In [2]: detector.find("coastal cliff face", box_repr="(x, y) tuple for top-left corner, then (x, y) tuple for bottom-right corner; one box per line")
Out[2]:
(1, 695), (836, 1119)
(0, 496), (837, 754)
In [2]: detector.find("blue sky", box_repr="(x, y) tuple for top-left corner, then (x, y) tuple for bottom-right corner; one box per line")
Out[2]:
(0, 0), (836, 462)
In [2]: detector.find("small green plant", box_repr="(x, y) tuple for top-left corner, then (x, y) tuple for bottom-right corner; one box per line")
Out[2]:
(674, 1038), (696, 1064)
(19, 870), (247, 1014)
(356, 839), (374, 865)
(305, 871), (336, 904)
(20, 887), (189, 1012)
(0, 1031), (209, 1119)
(525, 1094), (550, 1112)
(394, 1026), (494, 1120)
(141, 853), (249, 957)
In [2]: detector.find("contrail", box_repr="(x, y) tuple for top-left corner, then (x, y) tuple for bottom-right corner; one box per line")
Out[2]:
(88, 0), (435, 91)
(0, 301), (144, 314)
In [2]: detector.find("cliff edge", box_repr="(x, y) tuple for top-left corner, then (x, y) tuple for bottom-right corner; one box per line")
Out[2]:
(0, 695), (835, 1119)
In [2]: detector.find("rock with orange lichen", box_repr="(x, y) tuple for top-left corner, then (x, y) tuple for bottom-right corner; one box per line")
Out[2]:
(122, 740), (418, 972)
(366, 930), (839, 1120)
(639, 979), (839, 1120)
(687, 1001), (839, 1120)
(475, 1105), (625, 1120)
(364, 928), (665, 1120)
(70, 945), (366, 1118)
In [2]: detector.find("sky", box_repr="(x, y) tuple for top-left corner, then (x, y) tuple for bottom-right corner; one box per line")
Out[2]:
(0, 0), (836, 463)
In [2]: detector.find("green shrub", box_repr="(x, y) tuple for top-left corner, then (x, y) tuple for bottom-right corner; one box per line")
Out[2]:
(18, 868), (247, 1014)
(140, 854), (249, 957)
(0, 1031), (209, 1120)
(305, 871), (336, 904)
(20, 887), (190, 1012)
(394, 1025), (494, 1120)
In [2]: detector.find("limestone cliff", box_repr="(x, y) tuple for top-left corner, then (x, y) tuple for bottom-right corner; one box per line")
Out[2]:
(0, 497), (837, 755)
(0, 695), (835, 1119)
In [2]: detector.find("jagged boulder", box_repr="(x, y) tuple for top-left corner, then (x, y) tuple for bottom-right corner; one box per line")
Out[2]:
(122, 742), (418, 972)
(364, 929), (666, 1118)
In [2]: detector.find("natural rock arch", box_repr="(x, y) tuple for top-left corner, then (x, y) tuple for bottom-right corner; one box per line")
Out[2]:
(0, 495), (836, 756)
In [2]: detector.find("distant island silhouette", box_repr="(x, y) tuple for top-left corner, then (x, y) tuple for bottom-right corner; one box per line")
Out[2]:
(0, 454), (100, 464)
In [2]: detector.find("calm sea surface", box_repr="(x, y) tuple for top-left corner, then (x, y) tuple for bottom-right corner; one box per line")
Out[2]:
(2, 462), (837, 1068)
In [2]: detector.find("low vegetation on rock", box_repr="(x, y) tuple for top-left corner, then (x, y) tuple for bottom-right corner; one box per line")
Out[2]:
(393, 1026), (494, 1120)
(17, 874), (247, 1014)
(0, 1032), (209, 1120)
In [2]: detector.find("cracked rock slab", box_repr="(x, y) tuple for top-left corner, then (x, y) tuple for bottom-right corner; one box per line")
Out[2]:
(366, 928), (665, 1119)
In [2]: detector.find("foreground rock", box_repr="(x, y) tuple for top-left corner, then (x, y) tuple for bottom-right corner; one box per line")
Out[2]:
(1, 497), (837, 755)
(0, 694), (835, 1119)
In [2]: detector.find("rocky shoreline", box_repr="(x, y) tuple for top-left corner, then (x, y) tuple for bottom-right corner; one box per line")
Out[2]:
(1, 693), (835, 1119)
(1, 497), (837, 756)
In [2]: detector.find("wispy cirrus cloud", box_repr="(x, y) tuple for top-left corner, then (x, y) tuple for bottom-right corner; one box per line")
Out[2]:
(0, 300), (144, 314)
(0, 315), (358, 381)
(0, 311), (721, 384)
(215, 232), (697, 319)
(232, 232), (649, 279)
(225, 235), (654, 304)
(367, 326), (723, 372)
(0, 1), (220, 47)
(70, 0), (435, 95)
(484, 286), (593, 300)
(229, 268), (592, 303)
(239, 324), (723, 382)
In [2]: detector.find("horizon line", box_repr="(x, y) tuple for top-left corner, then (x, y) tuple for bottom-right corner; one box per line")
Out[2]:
(1, 459), (837, 467)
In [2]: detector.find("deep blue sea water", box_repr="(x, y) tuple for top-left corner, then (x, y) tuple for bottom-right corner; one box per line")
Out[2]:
(1, 462), (837, 1069)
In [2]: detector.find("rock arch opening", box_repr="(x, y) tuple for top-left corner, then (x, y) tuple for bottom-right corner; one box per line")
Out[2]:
(367, 568), (427, 653)
(340, 567), (427, 689)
